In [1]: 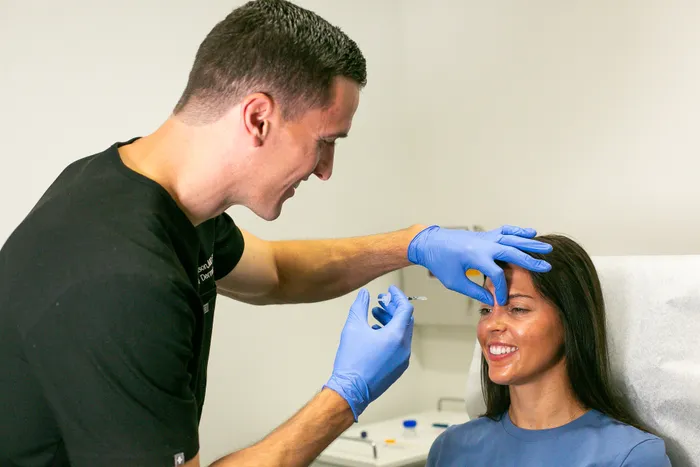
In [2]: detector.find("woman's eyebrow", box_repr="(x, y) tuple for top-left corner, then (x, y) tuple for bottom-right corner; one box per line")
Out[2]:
(509, 293), (534, 300)
(478, 293), (534, 305)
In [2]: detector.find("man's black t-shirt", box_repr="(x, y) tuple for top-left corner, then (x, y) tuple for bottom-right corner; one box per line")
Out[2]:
(0, 139), (245, 466)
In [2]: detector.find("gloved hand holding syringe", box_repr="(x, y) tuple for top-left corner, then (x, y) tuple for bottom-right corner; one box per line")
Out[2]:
(371, 293), (425, 331)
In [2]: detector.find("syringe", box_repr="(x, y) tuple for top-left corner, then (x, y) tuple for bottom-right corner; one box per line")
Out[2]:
(379, 295), (427, 306)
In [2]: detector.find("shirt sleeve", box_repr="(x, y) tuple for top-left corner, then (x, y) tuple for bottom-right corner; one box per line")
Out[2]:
(213, 212), (245, 280)
(22, 273), (200, 467)
(620, 439), (672, 467)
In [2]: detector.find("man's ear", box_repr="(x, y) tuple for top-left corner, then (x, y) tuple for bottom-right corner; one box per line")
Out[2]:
(241, 93), (275, 147)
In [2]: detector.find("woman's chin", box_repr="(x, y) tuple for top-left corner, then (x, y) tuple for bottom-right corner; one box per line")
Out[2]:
(488, 371), (514, 386)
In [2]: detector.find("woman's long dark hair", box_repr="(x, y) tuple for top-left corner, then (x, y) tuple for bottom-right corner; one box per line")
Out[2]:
(480, 234), (652, 433)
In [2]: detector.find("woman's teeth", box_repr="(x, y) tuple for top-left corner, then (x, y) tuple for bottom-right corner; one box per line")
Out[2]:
(490, 345), (518, 355)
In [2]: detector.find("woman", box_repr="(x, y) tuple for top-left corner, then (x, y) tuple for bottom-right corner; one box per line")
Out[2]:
(426, 234), (671, 466)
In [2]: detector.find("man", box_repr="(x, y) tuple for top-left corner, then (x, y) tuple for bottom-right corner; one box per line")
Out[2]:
(0, 1), (553, 466)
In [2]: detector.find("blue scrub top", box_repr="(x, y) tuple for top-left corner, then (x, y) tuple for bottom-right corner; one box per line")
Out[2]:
(427, 409), (671, 466)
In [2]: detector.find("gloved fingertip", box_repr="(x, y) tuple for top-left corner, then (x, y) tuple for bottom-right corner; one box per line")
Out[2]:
(350, 289), (370, 320)
(388, 285), (408, 301)
(526, 258), (552, 272)
(538, 243), (554, 253)
(503, 225), (537, 238)
(495, 291), (507, 306)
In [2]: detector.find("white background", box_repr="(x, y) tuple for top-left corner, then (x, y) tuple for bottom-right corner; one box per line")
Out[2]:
(2, 0), (700, 464)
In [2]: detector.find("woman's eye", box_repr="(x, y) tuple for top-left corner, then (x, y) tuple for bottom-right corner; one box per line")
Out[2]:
(511, 307), (529, 314)
(479, 307), (492, 316)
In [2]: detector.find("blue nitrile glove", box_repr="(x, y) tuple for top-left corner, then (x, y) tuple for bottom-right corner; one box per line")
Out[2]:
(407, 225), (553, 306)
(324, 285), (414, 421)
(372, 292), (403, 329)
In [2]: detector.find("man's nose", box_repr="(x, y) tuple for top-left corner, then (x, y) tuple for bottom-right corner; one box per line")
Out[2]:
(314, 152), (334, 181)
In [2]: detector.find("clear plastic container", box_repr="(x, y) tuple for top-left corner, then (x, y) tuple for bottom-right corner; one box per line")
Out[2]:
(402, 419), (417, 438)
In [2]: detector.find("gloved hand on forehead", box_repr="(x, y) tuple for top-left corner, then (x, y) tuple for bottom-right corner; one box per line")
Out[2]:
(324, 285), (414, 421)
(407, 225), (553, 306)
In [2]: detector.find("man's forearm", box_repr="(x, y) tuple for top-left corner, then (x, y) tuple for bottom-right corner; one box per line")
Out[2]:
(209, 389), (354, 467)
(265, 224), (427, 304)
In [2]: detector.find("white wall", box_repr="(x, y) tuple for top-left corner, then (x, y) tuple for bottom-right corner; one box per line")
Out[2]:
(399, 0), (700, 412)
(400, 0), (700, 255)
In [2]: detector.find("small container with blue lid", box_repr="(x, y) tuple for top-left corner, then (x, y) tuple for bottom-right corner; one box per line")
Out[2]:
(402, 419), (417, 437)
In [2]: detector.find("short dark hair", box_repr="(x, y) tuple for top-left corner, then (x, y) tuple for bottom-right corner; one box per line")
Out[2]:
(481, 234), (655, 434)
(173, 0), (367, 122)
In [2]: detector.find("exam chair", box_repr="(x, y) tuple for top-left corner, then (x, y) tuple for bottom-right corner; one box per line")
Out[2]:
(464, 255), (700, 466)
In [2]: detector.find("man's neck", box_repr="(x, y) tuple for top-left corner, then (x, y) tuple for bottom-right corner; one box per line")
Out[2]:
(508, 360), (587, 430)
(118, 118), (247, 226)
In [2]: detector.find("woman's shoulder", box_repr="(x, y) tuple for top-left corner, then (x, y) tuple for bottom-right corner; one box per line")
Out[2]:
(584, 411), (670, 462)
(585, 410), (663, 443)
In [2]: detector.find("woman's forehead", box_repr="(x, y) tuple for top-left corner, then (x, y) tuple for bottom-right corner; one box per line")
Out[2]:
(484, 265), (536, 293)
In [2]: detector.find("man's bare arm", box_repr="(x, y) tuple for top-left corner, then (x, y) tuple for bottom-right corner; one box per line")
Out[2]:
(217, 225), (427, 305)
(185, 389), (353, 467)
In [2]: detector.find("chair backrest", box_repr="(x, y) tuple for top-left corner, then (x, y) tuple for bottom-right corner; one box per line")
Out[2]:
(464, 255), (700, 466)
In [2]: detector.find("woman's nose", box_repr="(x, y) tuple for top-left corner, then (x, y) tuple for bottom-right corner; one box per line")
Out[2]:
(483, 308), (508, 333)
